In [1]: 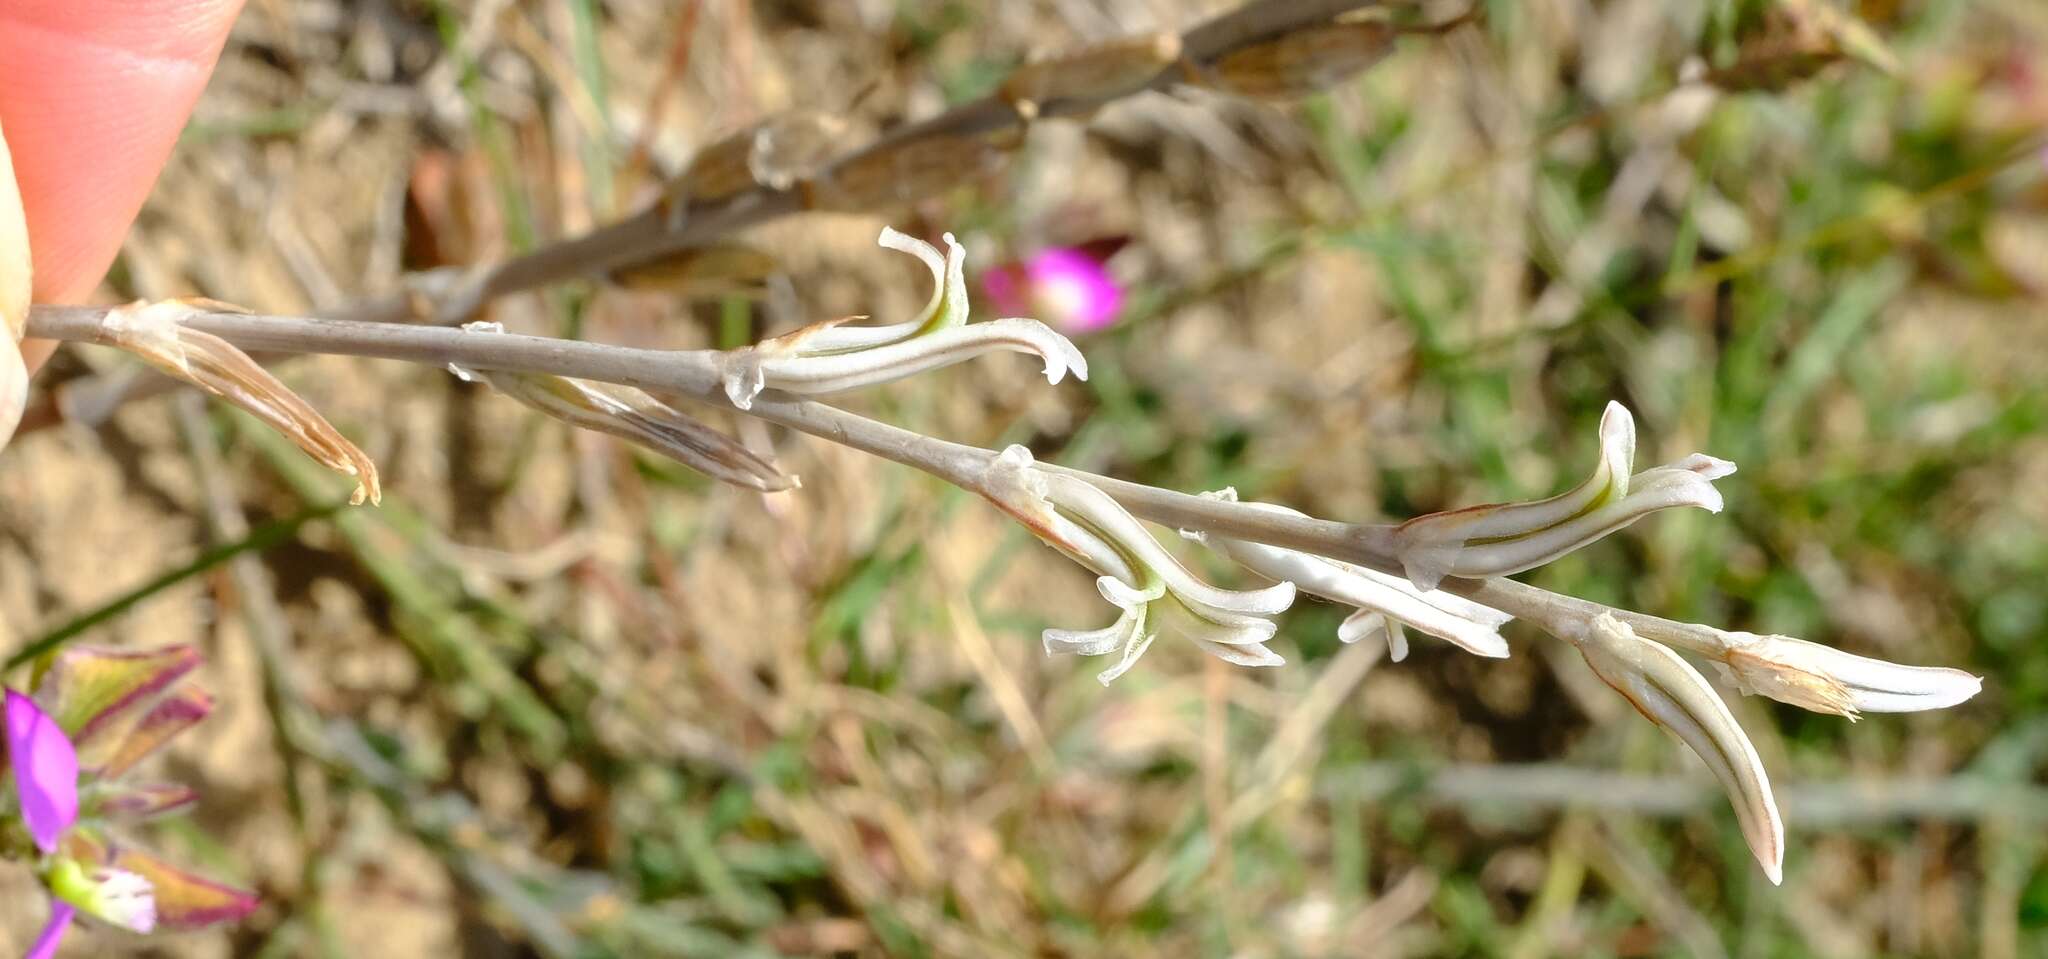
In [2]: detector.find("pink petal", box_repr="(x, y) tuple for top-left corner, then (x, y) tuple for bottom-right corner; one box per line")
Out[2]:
(980, 263), (1029, 315)
(97, 782), (200, 820)
(65, 829), (258, 931)
(31, 644), (199, 770)
(25, 902), (74, 959)
(1025, 248), (1122, 333)
(5, 689), (78, 854)
(100, 687), (213, 778)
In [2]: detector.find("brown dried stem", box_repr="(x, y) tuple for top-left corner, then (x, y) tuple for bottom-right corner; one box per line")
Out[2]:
(400, 0), (1398, 322)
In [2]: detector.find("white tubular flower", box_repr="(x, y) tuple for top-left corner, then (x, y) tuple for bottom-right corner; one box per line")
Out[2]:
(1712, 631), (1982, 720)
(1575, 613), (1784, 885)
(1391, 402), (1733, 589)
(47, 859), (158, 933)
(1181, 489), (1511, 661)
(718, 228), (1087, 410)
(983, 447), (1295, 685)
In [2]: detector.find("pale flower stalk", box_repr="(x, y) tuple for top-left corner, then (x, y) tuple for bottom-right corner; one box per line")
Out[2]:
(717, 228), (1087, 410)
(1574, 613), (1784, 884)
(1392, 402), (1732, 589)
(983, 446), (1293, 684)
(1182, 488), (1511, 660)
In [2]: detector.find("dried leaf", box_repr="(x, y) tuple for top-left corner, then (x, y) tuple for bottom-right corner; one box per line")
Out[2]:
(94, 299), (380, 505)
(462, 362), (796, 491)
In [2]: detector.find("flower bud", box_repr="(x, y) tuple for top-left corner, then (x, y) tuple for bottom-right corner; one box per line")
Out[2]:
(806, 133), (1010, 213)
(1576, 614), (1783, 884)
(1713, 632), (1981, 719)
(1392, 403), (1733, 588)
(717, 228), (1086, 410)
(1183, 489), (1511, 660)
(46, 858), (156, 933)
(986, 447), (1294, 684)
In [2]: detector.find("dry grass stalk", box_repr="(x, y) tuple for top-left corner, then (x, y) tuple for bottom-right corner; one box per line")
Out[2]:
(1000, 32), (1184, 119)
(668, 111), (847, 209)
(804, 133), (1014, 212)
(1198, 21), (1395, 99)
(606, 242), (779, 297)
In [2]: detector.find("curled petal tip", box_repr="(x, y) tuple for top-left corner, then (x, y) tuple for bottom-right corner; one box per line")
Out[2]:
(1013, 471), (1291, 681)
(1392, 403), (1737, 582)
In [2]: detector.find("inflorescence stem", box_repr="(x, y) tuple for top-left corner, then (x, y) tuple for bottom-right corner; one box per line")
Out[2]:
(21, 301), (1699, 656)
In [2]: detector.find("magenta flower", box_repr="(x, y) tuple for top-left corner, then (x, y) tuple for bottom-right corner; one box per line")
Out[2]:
(983, 246), (1124, 334)
(6, 690), (78, 856)
(4, 646), (260, 957)
(8, 689), (153, 959)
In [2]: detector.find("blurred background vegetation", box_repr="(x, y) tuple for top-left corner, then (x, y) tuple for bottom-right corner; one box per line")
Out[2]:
(2, 0), (2046, 955)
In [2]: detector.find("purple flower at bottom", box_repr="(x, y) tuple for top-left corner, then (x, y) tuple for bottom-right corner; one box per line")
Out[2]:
(6, 648), (258, 958)
(5, 690), (77, 856)
(984, 247), (1124, 334)
(24, 904), (73, 959)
